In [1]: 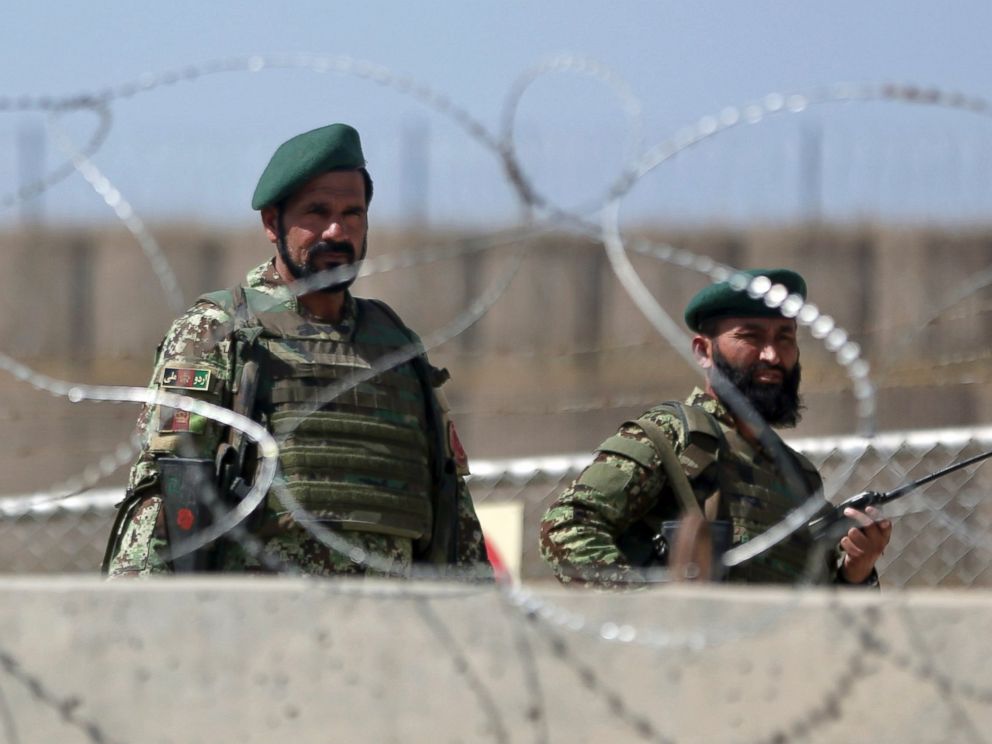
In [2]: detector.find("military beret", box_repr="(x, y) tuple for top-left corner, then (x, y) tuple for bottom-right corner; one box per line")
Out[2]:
(251, 123), (366, 210)
(684, 268), (807, 332)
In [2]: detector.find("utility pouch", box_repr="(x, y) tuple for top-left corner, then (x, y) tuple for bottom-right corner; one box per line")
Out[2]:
(655, 518), (733, 580)
(215, 440), (265, 534)
(632, 414), (733, 581)
(159, 457), (218, 572)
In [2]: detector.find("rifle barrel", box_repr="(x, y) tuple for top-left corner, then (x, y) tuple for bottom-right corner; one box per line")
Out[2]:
(881, 447), (992, 504)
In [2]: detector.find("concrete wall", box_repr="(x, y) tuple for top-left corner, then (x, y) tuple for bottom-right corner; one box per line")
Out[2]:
(3, 222), (992, 494)
(0, 578), (988, 743)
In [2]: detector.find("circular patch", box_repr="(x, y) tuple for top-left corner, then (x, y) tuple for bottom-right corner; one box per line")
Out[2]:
(176, 507), (195, 531)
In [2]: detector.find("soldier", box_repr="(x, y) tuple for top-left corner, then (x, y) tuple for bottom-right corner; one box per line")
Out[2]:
(104, 123), (491, 578)
(540, 268), (891, 587)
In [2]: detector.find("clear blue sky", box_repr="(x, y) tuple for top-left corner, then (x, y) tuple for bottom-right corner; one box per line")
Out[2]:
(4, 1), (992, 227)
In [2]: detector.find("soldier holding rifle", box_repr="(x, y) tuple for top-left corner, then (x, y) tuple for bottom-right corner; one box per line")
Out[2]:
(540, 269), (891, 587)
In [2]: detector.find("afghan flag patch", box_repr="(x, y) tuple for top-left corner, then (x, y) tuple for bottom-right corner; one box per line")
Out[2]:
(172, 409), (191, 431)
(161, 366), (211, 391)
(158, 407), (206, 434)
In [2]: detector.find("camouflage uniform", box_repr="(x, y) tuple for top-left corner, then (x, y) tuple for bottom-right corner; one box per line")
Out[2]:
(105, 260), (490, 578)
(540, 388), (852, 587)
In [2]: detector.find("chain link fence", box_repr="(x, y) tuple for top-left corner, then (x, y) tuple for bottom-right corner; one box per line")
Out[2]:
(3, 424), (991, 586)
(468, 425), (992, 586)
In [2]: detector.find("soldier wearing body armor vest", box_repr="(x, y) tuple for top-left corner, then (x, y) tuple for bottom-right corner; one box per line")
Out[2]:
(104, 123), (492, 578)
(539, 268), (891, 587)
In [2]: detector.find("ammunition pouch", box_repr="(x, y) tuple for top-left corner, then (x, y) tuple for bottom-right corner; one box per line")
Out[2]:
(625, 415), (731, 578)
(656, 518), (733, 580)
(158, 457), (219, 572)
(215, 441), (264, 534)
(635, 401), (824, 583)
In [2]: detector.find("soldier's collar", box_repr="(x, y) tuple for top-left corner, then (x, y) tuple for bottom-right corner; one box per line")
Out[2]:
(262, 258), (283, 286)
(260, 259), (356, 327)
(339, 293), (358, 325)
(690, 386), (794, 458)
(685, 387), (736, 427)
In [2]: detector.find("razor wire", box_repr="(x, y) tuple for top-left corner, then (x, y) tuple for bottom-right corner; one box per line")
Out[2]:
(498, 64), (883, 574)
(47, 106), (186, 315)
(230, 246), (527, 576)
(0, 54), (547, 576)
(0, 59), (980, 600)
(2, 53), (652, 579)
(1, 439), (992, 739)
(2, 423), (992, 744)
(587, 81), (992, 569)
(3, 56), (992, 740)
(0, 643), (119, 744)
(4, 427), (992, 585)
(0, 349), (280, 566)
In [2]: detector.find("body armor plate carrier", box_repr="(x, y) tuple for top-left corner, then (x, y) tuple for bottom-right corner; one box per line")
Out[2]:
(614, 401), (826, 583)
(204, 287), (441, 543)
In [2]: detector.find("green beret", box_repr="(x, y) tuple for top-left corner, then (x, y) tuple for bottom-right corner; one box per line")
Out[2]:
(684, 268), (807, 332)
(251, 123), (366, 210)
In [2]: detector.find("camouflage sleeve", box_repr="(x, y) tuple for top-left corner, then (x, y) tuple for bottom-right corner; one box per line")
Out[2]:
(454, 476), (493, 577)
(539, 410), (684, 587)
(104, 301), (236, 578)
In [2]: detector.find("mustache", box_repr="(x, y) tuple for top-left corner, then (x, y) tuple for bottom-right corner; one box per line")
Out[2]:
(750, 362), (788, 378)
(710, 348), (803, 428)
(307, 240), (356, 263)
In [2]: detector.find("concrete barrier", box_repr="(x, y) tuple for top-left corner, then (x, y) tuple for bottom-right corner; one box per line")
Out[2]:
(0, 578), (989, 743)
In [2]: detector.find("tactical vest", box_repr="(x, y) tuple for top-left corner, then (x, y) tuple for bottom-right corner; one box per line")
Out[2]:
(204, 287), (439, 543)
(616, 401), (827, 584)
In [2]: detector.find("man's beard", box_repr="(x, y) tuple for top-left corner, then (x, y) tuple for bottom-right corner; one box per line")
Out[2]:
(710, 345), (804, 428)
(276, 217), (366, 295)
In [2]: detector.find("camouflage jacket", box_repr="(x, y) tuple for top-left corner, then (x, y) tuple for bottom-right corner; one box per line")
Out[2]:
(105, 260), (491, 579)
(540, 388), (862, 588)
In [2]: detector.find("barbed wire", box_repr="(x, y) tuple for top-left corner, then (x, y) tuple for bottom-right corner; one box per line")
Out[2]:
(47, 107), (186, 315)
(0, 54), (981, 578)
(535, 621), (676, 744)
(415, 598), (513, 743)
(1, 57), (981, 573)
(2, 429), (992, 737)
(5, 52), (992, 742)
(0, 645), (118, 744)
(0, 97), (112, 211)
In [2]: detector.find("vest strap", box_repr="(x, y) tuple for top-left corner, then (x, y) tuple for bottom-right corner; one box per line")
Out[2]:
(270, 410), (428, 448)
(645, 402), (726, 521)
(268, 381), (424, 416)
(596, 434), (657, 470)
(275, 482), (431, 539)
(630, 417), (704, 520)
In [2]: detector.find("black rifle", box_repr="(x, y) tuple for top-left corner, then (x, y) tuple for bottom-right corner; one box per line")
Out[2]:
(808, 446), (992, 540)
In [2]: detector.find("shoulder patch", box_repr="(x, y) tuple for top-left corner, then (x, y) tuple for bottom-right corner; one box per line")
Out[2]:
(161, 367), (212, 391)
(157, 407), (208, 434)
(448, 421), (469, 476)
(161, 408), (191, 433)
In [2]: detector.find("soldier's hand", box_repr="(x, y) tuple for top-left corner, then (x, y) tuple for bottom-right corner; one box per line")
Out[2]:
(839, 505), (892, 584)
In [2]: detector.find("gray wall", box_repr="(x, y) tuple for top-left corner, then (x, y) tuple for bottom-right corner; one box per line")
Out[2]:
(0, 578), (988, 743)
(3, 222), (992, 494)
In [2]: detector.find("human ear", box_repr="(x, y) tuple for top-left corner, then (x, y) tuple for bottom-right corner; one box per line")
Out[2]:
(692, 335), (714, 369)
(261, 206), (279, 244)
